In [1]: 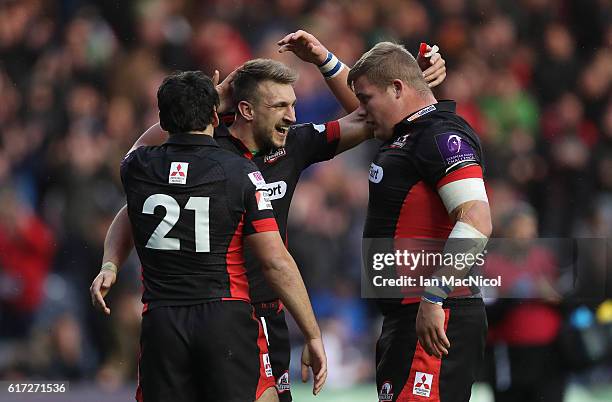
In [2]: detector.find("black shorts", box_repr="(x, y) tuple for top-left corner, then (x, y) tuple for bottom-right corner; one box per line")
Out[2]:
(136, 300), (275, 402)
(376, 298), (487, 402)
(254, 300), (292, 402)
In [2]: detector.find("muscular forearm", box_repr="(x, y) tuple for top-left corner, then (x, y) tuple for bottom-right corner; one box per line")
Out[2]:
(261, 252), (321, 340)
(423, 201), (491, 303)
(335, 110), (373, 154)
(323, 67), (359, 113)
(102, 205), (134, 268)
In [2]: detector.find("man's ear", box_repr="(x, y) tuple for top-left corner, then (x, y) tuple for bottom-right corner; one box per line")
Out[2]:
(237, 100), (254, 121)
(212, 109), (219, 128)
(392, 79), (404, 98)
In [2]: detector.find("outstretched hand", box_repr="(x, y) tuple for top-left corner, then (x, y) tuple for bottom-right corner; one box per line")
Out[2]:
(277, 30), (329, 65)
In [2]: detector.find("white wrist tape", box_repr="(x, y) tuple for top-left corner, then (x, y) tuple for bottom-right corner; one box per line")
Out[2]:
(318, 52), (344, 79)
(101, 261), (118, 274)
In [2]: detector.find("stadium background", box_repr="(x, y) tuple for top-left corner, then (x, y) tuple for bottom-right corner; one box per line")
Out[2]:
(0, 0), (611, 401)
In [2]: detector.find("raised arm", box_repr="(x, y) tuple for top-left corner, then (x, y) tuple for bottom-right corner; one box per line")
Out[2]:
(278, 30), (357, 113)
(246, 231), (327, 395)
(278, 30), (446, 155)
(278, 30), (446, 114)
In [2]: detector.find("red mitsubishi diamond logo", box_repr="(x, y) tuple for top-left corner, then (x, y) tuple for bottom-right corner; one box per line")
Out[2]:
(169, 162), (189, 184)
(415, 373), (430, 389)
(171, 164), (185, 176)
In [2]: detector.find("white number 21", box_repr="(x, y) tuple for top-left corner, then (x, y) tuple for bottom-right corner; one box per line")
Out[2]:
(142, 194), (210, 252)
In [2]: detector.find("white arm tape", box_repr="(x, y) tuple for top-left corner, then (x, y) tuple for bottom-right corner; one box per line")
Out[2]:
(438, 177), (489, 213)
(449, 220), (487, 239)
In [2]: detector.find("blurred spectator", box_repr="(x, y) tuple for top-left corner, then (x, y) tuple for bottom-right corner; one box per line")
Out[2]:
(0, 188), (55, 339)
(484, 203), (566, 402)
(29, 312), (88, 380)
(540, 92), (597, 236)
(479, 68), (539, 146)
(532, 22), (578, 105)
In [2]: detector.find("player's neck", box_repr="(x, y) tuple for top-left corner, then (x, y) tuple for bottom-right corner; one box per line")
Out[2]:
(229, 120), (260, 152)
(399, 94), (438, 122)
(187, 125), (214, 137)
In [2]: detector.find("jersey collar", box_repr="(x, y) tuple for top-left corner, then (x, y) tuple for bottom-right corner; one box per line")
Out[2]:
(214, 124), (266, 160)
(165, 133), (219, 147)
(392, 100), (456, 137)
(213, 123), (231, 138)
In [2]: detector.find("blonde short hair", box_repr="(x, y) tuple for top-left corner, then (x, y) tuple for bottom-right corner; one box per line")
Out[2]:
(348, 42), (431, 96)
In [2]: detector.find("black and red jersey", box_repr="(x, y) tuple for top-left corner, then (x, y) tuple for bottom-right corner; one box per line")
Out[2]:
(120, 133), (278, 311)
(214, 121), (340, 303)
(365, 101), (485, 305)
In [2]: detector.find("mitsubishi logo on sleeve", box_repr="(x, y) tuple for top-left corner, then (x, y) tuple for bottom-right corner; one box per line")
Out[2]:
(169, 162), (189, 184)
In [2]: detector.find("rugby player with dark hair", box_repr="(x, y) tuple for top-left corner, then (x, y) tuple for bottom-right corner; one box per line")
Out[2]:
(93, 33), (447, 401)
(90, 70), (326, 402)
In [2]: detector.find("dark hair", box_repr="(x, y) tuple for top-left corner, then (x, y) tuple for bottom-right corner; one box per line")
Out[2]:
(231, 59), (297, 106)
(157, 71), (219, 133)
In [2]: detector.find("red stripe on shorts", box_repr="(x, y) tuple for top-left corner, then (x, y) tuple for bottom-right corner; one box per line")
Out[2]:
(135, 346), (143, 402)
(254, 312), (275, 399)
(396, 308), (450, 402)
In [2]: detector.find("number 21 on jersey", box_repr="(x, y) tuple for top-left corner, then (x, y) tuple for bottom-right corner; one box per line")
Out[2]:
(142, 194), (210, 252)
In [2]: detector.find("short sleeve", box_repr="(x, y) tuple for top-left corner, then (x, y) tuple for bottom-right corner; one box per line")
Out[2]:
(241, 162), (279, 235)
(120, 148), (138, 190)
(289, 121), (341, 168)
(413, 129), (483, 188)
